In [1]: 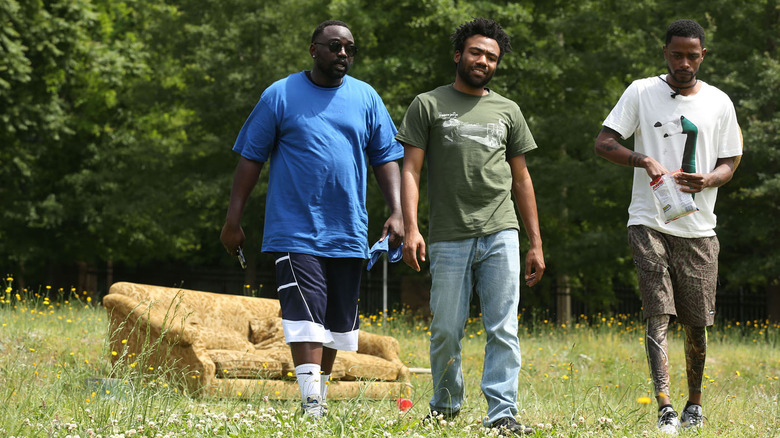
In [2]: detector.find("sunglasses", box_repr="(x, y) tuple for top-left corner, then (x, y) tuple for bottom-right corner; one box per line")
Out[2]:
(314, 40), (358, 57)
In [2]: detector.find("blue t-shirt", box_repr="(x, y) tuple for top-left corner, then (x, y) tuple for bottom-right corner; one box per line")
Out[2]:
(233, 72), (403, 258)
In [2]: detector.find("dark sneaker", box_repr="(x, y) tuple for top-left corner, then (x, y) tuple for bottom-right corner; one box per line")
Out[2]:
(657, 406), (680, 435)
(680, 404), (703, 429)
(490, 417), (535, 435)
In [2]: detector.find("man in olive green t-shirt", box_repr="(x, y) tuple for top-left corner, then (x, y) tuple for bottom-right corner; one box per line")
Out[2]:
(396, 18), (545, 435)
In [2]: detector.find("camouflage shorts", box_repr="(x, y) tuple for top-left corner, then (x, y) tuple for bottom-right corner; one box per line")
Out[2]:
(628, 225), (719, 326)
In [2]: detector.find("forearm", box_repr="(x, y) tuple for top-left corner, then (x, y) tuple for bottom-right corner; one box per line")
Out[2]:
(595, 135), (647, 168)
(595, 127), (667, 179)
(400, 168), (421, 233)
(677, 157), (737, 193)
(372, 160), (402, 214)
(401, 145), (425, 233)
(512, 175), (542, 248)
(706, 158), (736, 188)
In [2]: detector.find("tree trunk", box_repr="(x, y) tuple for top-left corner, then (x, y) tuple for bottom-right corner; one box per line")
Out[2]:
(557, 275), (571, 325)
(768, 281), (780, 323)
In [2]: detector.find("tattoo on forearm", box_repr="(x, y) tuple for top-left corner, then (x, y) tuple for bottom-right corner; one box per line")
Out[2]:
(628, 152), (647, 167)
(597, 142), (619, 152)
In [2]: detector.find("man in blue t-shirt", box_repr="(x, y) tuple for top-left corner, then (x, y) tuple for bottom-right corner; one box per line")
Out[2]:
(220, 20), (403, 418)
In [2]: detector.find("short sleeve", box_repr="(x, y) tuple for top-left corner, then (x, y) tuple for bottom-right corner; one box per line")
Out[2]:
(365, 91), (403, 166)
(717, 98), (742, 159)
(603, 81), (640, 140)
(395, 95), (431, 151)
(506, 105), (537, 158)
(232, 96), (278, 162)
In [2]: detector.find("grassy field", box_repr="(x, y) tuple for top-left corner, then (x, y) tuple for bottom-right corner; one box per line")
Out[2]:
(1, 281), (778, 437)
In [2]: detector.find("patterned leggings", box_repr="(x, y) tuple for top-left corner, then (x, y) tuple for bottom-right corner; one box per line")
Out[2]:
(645, 315), (707, 399)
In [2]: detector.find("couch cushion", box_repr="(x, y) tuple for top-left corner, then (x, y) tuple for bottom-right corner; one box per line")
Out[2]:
(198, 326), (255, 352)
(209, 350), (283, 379)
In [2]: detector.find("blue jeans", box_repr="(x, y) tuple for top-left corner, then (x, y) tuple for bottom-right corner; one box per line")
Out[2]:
(428, 228), (522, 424)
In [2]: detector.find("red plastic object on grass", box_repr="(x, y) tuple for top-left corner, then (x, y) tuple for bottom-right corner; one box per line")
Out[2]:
(396, 398), (413, 412)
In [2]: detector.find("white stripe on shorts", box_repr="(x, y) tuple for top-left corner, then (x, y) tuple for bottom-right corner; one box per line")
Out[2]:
(277, 282), (297, 292)
(275, 255), (290, 264)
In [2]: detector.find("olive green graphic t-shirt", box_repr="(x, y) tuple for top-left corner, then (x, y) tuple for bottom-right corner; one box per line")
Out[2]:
(396, 85), (537, 243)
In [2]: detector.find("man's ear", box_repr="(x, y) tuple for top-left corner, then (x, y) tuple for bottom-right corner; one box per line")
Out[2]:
(454, 50), (461, 64)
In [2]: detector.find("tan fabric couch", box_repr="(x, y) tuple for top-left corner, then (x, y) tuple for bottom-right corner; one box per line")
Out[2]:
(103, 282), (411, 399)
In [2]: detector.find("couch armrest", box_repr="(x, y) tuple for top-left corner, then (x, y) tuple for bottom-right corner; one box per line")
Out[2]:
(357, 331), (402, 365)
(103, 293), (198, 346)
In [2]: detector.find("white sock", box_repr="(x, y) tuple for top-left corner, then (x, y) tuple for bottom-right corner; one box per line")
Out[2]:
(320, 373), (331, 400)
(295, 363), (321, 402)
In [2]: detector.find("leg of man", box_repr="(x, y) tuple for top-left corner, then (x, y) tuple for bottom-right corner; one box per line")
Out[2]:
(291, 348), (323, 411)
(683, 325), (707, 405)
(645, 315), (672, 405)
(275, 253), (332, 414)
(320, 347), (337, 400)
(628, 225), (677, 407)
(321, 257), (363, 402)
(322, 256), (362, 352)
(428, 238), (477, 416)
(667, 232), (718, 429)
(473, 229), (522, 424)
(628, 226), (682, 433)
(680, 327), (706, 429)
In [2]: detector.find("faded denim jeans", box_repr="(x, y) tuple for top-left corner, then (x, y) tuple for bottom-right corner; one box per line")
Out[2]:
(428, 228), (522, 424)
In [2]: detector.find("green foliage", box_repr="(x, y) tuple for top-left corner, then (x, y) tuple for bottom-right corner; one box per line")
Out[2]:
(0, 0), (777, 302)
(705, 0), (780, 288)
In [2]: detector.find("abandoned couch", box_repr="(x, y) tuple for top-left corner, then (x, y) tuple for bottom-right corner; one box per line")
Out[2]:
(103, 282), (411, 399)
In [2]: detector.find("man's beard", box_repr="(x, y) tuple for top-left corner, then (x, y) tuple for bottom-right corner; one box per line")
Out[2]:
(667, 65), (698, 86)
(457, 59), (494, 89)
(317, 58), (350, 80)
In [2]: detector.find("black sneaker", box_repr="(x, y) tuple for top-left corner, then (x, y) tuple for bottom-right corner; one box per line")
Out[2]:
(657, 406), (680, 435)
(680, 404), (703, 429)
(490, 417), (535, 435)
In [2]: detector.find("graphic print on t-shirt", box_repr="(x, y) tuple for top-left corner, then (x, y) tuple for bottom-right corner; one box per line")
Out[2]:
(441, 112), (506, 149)
(653, 115), (699, 173)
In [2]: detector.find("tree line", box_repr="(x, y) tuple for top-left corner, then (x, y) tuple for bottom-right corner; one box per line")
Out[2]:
(1, 0), (777, 307)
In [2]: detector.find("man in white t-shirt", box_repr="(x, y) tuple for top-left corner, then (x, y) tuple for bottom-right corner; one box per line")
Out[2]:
(594, 19), (741, 435)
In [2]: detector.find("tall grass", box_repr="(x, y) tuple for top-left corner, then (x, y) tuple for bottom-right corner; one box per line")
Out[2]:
(1, 278), (777, 437)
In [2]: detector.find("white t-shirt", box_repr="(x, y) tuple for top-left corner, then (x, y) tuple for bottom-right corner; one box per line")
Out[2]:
(603, 75), (742, 238)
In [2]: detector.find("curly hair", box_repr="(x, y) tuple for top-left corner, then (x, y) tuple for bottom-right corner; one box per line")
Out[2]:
(312, 20), (350, 43)
(450, 18), (511, 63)
(665, 19), (705, 47)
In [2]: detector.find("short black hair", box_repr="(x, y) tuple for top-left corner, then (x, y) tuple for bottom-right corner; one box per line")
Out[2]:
(312, 20), (350, 43)
(665, 19), (705, 47)
(450, 18), (512, 63)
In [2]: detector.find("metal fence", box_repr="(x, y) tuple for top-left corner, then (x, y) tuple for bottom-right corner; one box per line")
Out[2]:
(100, 264), (771, 322)
(553, 286), (769, 323)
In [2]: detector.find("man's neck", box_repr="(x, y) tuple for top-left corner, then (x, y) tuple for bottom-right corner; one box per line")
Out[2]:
(664, 74), (701, 97)
(307, 70), (343, 88)
(453, 78), (488, 96)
